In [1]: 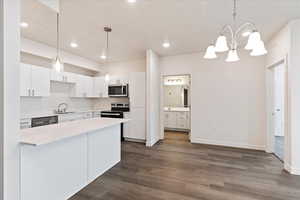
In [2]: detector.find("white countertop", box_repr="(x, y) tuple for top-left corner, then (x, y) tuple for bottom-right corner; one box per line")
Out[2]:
(20, 118), (129, 146)
(20, 109), (108, 119)
(164, 107), (190, 112)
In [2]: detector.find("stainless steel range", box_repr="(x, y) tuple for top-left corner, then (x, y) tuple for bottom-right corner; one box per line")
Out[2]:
(101, 103), (130, 141)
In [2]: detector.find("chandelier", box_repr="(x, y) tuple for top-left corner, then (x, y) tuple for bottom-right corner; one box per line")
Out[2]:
(204, 0), (267, 62)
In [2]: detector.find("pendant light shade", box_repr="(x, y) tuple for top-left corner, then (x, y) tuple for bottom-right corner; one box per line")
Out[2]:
(101, 27), (112, 61)
(215, 35), (229, 52)
(204, 45), (217, 59)
(53, 57), (64, 73)
(226, 49), (240, 62)
(245, 31), (261, 50)
(250, 40), (267, 56)
(52, 13), (64, 73)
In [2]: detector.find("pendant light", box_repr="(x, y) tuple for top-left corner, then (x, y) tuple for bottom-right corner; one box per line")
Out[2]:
(52, 12), (64, 73)
(204, 0), (267, 62)
(101, 26), (112, 60)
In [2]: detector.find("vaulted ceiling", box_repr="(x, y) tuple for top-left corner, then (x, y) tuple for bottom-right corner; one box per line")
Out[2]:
(21, 0), (300, 63)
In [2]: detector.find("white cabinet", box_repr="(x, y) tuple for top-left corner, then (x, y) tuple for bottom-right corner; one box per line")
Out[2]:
(20, 118), (31, 129)
(31, 66), (51, 97)
(123, 112), (131, 138)
(20, 63), (50, 97)
(20, 64), (32, 97)
(164, 111), (190, 130)
(109, 74), (129, 85)
(51, 71), (76, 83)
(124, 108), (146, 141)
(129, 72), (146, 107)
(93, 76), (108, 98)
(71, 74), (94, 98)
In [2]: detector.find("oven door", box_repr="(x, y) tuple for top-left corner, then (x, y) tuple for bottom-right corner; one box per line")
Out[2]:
(108, 85), (128, 97)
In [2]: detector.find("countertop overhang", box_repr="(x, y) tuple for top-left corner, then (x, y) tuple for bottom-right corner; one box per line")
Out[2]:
(20, 118), (129, 146)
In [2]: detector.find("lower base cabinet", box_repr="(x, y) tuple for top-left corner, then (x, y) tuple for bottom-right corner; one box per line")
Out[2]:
(124, 108), (146, 141)
(20, 125), (121, 200)
(164, 111), (190, 130)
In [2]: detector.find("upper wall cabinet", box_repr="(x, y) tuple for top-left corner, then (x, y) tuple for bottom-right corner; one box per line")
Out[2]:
(20, 63), (50, 97)
(93, 77), (108, 98)
(129, 72), (146, 107)
(109, 74), (129, 85)
(51, 71), (76, 83)
(70, 74), (94, 98)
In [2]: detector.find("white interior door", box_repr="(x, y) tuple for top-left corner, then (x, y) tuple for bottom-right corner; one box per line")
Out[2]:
(273, 64), (285, 137)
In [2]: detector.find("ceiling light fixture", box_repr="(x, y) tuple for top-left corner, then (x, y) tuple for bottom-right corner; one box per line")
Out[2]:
(162, 41), (171, 48)
(204, 0), (267, 62)
(20, 22), (29, 28)
(52, 12), (64, 73)
(70, 42), (78, 48)
(101, 26), (112, 61)
(127, 0), (137, 3)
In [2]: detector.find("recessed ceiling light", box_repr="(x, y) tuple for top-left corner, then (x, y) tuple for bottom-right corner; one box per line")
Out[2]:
(242, 31), (251, 37)
(70, 42), (78, 48)
(20, 22), (29, 28)
(162, 41), (171, 48)
(127, 0), (137, 3)
(100, 55), (107, 60)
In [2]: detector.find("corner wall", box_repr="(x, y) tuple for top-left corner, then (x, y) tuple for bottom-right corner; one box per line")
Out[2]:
(146, 50), (161, 147)
(0, 0), (20, 199)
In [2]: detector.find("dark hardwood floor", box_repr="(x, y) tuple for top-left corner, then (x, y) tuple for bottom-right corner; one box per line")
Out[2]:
(70, 132), (300, 200)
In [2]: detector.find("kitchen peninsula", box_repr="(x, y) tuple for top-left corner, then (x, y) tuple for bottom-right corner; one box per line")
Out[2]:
(20, 117), (129, 200)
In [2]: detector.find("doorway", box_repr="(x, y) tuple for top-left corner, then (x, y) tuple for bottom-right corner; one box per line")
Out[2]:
(272, 63), (285, 161)
(162, 75), (191, 143)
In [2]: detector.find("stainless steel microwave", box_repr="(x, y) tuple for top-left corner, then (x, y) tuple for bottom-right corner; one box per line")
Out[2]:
(108, 84), (128, 97)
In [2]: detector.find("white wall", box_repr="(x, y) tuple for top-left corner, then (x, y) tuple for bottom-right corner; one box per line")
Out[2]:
(161, 51), (266, 150)
(0, 0), (20, 199)
(288, 20), (300, 175)
(146, 50), (161, 146)
(100, 59), (146, 76)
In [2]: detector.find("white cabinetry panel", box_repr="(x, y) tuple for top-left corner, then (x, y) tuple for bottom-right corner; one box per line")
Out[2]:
(20, 63), (50, 97)
(20, 63), (32, 97)
(21, 135), (88, 200)
(93, 76), (108, 98)
(164, 111), (190, 130)
(87, 125), (121, 183)
(31, 66), (50, 97)
(129, 108), (146, 140)
(129, 72), (146, 107)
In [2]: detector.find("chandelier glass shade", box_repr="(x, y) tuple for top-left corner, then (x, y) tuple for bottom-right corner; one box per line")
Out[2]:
(204, 45), (217, 59)
(204, 0), (267, 62)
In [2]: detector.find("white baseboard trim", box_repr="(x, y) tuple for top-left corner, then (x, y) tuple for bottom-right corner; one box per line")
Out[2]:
(191, 138), (265, 151)
(284, 164), (300, 175)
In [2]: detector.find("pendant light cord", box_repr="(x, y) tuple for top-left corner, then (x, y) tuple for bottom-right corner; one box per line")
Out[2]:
(56, 12), (60, 57)
(106, 30), (109, 50)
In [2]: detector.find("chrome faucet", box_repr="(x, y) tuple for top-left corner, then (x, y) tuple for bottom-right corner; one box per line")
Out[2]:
(57, 103), (68, 114)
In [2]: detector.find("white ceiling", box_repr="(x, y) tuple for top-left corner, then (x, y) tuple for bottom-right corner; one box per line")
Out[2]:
(21, 0), (300, 63)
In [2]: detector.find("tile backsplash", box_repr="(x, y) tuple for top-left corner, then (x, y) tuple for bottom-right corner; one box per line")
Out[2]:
(20, 81), (129, 118)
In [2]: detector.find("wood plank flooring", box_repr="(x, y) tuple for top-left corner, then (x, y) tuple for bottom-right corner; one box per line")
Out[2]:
(70, 132), (300, 200)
